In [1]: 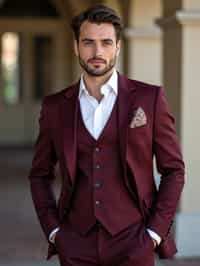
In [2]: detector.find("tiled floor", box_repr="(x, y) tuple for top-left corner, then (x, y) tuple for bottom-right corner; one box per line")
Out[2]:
(163, 259), (200, 266)
(0, 148), (199, 266)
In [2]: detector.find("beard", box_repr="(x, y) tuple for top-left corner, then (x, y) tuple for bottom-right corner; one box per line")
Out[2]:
(78, 55), (117, 77)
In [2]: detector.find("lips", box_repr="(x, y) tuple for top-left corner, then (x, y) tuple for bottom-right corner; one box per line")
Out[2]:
(89, 59), (106, 64)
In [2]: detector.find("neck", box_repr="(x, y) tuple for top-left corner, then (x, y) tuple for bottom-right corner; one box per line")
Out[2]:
(83, 69), (114, 101)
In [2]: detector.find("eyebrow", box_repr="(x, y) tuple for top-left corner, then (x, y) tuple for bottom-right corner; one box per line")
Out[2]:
(102, 39), (114, 43)
(81, 38), (114, 43)
(81, 38), (93, 42)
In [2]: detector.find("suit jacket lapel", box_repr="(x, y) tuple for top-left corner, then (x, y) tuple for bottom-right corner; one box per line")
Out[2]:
(117, 73), (136, 174)
(60, 82), (79, 186)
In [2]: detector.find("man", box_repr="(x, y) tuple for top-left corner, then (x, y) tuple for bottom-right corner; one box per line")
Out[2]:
(29, 5), (185, 266)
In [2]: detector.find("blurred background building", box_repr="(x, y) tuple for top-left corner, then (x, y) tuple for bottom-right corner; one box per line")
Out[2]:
(0, 0), (199, 265)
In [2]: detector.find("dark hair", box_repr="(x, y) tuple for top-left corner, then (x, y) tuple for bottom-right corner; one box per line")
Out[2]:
(71, 4), (123, 42)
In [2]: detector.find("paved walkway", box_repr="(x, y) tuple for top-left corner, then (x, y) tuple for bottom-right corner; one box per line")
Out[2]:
(162, 258), (200, 266)
(1, 259), (200, 266)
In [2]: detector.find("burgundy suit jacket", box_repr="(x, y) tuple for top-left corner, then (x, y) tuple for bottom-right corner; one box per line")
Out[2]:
(29, 73), (185, 260)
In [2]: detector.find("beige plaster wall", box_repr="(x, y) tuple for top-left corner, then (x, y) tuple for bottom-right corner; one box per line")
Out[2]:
(183, 0), (200, 9)
(129, 37), (162, 84)
(131, 0), (161, 27)
(127, 0), (162, 84)
(181, 25), (200, 213)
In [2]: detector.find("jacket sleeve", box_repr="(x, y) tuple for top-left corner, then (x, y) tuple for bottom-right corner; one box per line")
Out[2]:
(147, 87), (185, 239)
(28, 97), (60, 241)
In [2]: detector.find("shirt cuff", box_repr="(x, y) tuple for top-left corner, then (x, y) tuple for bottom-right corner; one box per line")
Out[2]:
(49, 227), (60, 243)
(146, 228), (162, 245)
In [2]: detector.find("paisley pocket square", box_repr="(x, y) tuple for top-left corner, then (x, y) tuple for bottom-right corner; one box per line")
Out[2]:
(130, 107), (147, 128)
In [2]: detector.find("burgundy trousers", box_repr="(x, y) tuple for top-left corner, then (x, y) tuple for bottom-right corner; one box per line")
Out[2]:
(54, 219), (155, 266)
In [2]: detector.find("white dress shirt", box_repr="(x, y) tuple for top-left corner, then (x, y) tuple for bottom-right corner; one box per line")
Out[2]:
(78, 69), (118, 140)
(49, 69), (161, 245)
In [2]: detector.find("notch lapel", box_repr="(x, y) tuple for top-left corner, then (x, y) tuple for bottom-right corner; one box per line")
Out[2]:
(117, 73), (136, 174)
(60, 82), (79, 186)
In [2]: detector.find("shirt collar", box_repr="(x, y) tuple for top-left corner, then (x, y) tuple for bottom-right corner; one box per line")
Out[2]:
(79, 69), (118, 99)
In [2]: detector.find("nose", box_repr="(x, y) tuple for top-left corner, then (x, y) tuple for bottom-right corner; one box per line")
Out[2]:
(94, 44), (103, 57)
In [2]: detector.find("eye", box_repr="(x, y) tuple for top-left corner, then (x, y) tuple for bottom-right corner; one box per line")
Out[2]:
(83, 40), (93, 46)
(102, 40), (113, 46)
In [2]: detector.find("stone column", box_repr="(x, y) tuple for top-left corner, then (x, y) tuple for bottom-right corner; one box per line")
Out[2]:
(157, 1), (200, 257)
(53, 24), (73, 90)
(123, 0), (162, 85)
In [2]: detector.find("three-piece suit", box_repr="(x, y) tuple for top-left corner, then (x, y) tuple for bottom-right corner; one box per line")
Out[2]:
(29, 73), (185, 266)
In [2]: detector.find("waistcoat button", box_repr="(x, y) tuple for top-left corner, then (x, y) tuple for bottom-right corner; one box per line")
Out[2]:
(94, 182), (102, 188)
(95, 200), (101, 205)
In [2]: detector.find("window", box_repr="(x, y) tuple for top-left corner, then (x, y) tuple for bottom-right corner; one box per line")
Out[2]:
(1, 32), (21, 105)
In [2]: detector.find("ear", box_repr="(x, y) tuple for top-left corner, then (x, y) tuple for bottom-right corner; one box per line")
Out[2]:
(116, 40), (121, 57)
(74, 40), (79, 57)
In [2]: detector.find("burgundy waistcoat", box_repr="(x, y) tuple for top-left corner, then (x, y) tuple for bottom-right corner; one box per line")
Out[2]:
(67, 99), (141, 236)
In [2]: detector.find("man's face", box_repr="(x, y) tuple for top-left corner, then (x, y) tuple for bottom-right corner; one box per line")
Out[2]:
(74, 21), (120, 77)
